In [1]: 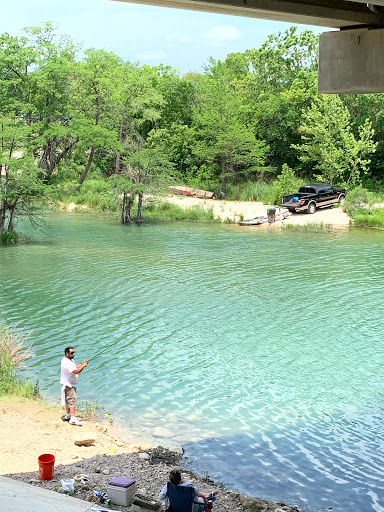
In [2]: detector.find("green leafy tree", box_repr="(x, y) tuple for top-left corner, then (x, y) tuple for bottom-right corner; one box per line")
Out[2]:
(71, 49), (123, 185)
(112, 63), (164, 175)
(293, 95), (377, 186)
(0, 118), (45, 234)
(192, 73), (268, 194)
(25, 23), (79, 178)
(143, 124), (196, 181)
(151, 65), (194, 128)
(271, 163), (303, 204)
(112, 136), (175, 223)
(0, 24), (80, 181)
(245, 27), (318, 94)
(342, 93), (384, 182)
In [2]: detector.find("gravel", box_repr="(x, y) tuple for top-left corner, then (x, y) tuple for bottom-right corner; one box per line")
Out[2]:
(5, 446), (300, 512)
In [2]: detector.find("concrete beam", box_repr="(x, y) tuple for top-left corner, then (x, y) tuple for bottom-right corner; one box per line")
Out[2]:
(318, 28), (384, 93)
(113, 0), (384, 28)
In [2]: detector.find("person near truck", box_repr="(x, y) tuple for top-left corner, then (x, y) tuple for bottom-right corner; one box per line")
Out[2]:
(267, 205), (276, 224)
(60, 346), (88, 426)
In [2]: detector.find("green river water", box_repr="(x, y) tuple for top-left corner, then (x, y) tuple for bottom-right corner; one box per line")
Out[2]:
(1, 212), (384, 512)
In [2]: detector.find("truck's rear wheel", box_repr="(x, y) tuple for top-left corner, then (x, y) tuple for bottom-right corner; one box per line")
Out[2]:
(338, 194), (345, 205)
(307, 202), (316, 214)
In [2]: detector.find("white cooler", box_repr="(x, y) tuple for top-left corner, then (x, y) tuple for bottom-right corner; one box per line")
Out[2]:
(107, 477), (137, 506)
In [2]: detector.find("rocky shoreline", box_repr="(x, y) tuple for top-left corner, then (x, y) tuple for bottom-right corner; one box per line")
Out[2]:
(1, 397), (301, 512)
(5, 446), (300, 512)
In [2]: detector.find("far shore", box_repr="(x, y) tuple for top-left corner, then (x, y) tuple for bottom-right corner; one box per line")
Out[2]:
(64, 194), (351, 228)
(1, 394), (300, 512)
(163, 194), (351, 227)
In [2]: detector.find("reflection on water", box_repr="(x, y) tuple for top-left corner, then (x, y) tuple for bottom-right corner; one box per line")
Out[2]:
(1, 213), (384, 512)
(184, 408), (384, 512)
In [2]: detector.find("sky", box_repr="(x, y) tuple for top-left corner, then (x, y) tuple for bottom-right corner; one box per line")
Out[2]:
(1, 0), (328, 74)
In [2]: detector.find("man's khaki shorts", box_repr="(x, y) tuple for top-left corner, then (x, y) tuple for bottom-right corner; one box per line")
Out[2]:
(64, 386), (77, 408)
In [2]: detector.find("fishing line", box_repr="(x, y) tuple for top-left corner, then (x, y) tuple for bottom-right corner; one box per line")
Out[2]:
(88, 339), (120, 362)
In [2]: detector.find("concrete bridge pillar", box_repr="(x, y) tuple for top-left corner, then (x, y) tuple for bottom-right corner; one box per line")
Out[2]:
(319, 28), (384, 94)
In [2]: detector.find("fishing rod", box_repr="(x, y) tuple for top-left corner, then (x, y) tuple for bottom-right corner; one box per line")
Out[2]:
(88, 339), (117, 362)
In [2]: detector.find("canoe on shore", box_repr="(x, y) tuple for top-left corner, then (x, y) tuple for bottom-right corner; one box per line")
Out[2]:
(239, 211), (292, 226)
(169, 186), (215, 199)
(239, 216), (268, 226)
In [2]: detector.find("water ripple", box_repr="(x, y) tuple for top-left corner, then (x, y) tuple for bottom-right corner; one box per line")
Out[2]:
(2, 214), (384, 511)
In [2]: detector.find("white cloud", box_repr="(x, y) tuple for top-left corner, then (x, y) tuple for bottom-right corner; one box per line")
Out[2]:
(201, 25), (240, 43)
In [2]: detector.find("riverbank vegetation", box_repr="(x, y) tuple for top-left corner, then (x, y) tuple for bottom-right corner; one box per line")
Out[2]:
(344, 186), (384, 228)
(282, 222), (334, 233)
(1, 22), (384, 238)
(0, 322), (39, 398)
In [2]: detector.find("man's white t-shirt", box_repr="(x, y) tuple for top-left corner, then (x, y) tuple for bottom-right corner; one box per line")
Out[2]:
(61, 357), (78, 388)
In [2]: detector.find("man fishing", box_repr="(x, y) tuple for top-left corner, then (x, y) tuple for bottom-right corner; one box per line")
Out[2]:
(60, 346), (89, 426)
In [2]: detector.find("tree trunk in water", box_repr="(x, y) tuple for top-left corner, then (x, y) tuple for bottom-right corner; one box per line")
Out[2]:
(121, 192), (126, 223)
(0, 206), (6, 233)
(121, 193), (134, 223)
(137, 192), (143, 223)
(7, 204), (16, 232)
(78, 145), (95, 186)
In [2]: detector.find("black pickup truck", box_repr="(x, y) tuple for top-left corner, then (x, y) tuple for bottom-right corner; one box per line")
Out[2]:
(279, 184), (346, 214)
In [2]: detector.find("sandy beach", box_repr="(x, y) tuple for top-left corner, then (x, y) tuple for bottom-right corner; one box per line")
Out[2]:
(164, 195), (351, 227)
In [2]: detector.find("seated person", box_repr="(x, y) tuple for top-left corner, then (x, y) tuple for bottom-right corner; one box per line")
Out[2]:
(159, 469), (216, 512)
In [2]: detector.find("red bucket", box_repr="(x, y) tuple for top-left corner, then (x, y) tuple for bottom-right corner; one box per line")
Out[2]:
(38, 453), (55, 480)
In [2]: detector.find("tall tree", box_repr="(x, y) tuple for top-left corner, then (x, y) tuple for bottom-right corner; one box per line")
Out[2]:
(112, 63), (164, 175)
(0, 117), (45, 233)
(112, 131), (175, 223)
(25, 23), (79, 178)
(192, 73), (268, 194)
(71, 49), (122, 185)
(293, 95), (377, 186)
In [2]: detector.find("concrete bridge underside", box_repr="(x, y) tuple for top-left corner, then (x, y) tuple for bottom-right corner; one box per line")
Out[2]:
(115, 0), (384, 28)
(114, 0), (384, 92)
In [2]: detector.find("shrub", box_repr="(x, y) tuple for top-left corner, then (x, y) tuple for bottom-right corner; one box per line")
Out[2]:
(142, 200), (216, 222)
(270, 164), (303, 205)
(0, 322), (39, 398)
(49, 179), (118, 211)
(225, 181), (273, 202)
(345, 186), (375, 216)
(0, 232), (19, 245)
(352, 208), (384, 228)
(223, 168), (302, 205)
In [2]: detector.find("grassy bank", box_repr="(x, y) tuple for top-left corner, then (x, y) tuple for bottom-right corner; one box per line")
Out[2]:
(345, 186), (384, 228)
(50, 179), (118, 212)
(282, 222), (334, 233)
(351, 208), (384, 229)
(142, 199), (216, 222)
(0, 322), (40, 398)
(53, 180), (217, 222)
(23, 178), (384, 228)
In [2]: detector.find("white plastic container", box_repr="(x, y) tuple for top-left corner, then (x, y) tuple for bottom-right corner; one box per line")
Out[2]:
(107, 477), (137, 506)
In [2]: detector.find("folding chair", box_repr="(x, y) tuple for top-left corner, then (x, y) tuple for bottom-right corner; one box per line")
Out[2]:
(165, 481), (197, 512)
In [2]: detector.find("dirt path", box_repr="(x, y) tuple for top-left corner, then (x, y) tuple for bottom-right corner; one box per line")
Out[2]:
(165, 195), (351, 227)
